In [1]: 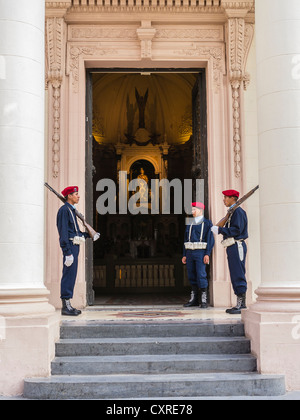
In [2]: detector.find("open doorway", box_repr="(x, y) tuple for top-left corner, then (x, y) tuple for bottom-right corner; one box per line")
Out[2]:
(85, 69), (208, 305)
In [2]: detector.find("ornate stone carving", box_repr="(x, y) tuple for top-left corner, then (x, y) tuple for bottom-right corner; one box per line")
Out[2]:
(173, 45), (224, 94)
(46, 17), (64, 178)
(226, 16), (254, 177)
(231, 79), (241, 178)
(155, 28), (223, 41)
(67, 1), (222, 14)
(137, 22), (156, 60)
(70, 27), (138, 41)
(46, 1), (72, 8)
(228, 18), (243, 178)
(221, 0), (254, 12)
(243, 23), (254, 84)
(228, 18), (245, 81)
(67, 45), (117, 93)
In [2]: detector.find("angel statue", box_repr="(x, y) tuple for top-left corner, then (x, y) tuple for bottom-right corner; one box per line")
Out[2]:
(135, 88), (148, 129)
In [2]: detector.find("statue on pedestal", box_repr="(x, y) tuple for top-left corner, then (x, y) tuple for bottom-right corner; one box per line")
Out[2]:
(137, 167), (149, 204)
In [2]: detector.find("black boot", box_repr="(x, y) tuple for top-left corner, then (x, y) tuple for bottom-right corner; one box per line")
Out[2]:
(226, 294), (246, 315)
(200, 288), (208, 309)
(183, 286), (199, 307)
(61, 299), (82, 316)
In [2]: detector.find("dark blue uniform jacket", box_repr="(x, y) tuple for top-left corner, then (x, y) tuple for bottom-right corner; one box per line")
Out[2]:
(219, 207), (248, 240)
(56, 202), (89, 256)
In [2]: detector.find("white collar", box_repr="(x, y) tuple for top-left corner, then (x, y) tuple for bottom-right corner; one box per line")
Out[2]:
(194, 215), (204, 224)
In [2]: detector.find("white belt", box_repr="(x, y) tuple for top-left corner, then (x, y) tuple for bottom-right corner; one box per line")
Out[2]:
(221, 237), (236, 248)
(221, 238), (244, 261)
(70, 236), (86, 245)
(184, 242), (207, 250)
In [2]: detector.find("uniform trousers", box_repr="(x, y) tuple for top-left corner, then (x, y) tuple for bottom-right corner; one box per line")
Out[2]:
(186, 249), (208, 289)
(226, 242), (247, 296)
(60, 242), (80, 300)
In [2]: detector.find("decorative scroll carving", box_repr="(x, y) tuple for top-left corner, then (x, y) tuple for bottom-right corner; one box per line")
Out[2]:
(226, 16), (254, 177)
(243, 23), (254, 88)
(67, 45), (117, 93)
(46, 17), (64, 178)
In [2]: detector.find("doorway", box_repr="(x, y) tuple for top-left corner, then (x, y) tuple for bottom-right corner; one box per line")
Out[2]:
(85, 69), (208, 305)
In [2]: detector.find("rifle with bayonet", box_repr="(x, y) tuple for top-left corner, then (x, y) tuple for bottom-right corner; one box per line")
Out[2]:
(216, 185), (259, 228)
(44, 182), (98, 239)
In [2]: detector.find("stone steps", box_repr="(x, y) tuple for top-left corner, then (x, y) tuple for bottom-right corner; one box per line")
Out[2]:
(51, 353), (257, 375)
(55, 336), (252, 357)
(24, 372), (285, 399)
(59, 322), (246, 339)
(23, 321), (286, 399)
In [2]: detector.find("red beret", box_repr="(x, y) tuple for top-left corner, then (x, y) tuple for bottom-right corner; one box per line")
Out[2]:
(222, 189), (240, 198)
(61, 186), (78, 197)
(191, 202), (205, 210)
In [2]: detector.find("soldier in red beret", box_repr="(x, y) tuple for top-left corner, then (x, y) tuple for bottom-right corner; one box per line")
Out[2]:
(182, 202), (215, 308)
(57, 186), (100, 316)
(211, 189), (248, 314)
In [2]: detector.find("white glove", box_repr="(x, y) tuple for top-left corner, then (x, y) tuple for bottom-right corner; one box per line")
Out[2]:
(64, 254), (74, 267)
(211, 226), (219, 235)
(93, 233), (100, 242)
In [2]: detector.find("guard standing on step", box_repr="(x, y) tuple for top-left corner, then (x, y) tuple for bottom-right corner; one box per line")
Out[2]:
(211, 189), (248, 314)
(182, 202), (215, 308)
(57, 186), (100, 316)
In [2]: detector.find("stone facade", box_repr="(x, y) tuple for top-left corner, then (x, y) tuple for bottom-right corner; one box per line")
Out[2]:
(44, 0), (257, 310)
(0, 0), (300, 396)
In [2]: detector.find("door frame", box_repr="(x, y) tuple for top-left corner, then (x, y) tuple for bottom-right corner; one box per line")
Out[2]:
(85, 67), (208, 305)
(85, 71), (94, 305)
(192, 70), (208, 218)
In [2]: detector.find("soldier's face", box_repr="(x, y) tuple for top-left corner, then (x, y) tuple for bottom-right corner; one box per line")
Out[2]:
(68, 192), (80, 205)
(223, 196), (236, 207)
(192, 207), (203, 218)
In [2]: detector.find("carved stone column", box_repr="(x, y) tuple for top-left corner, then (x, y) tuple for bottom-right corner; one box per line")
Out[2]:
(242, 0), (300, 390)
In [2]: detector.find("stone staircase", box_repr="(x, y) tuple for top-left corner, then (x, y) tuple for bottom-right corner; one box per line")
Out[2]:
(23, 321), (286, 399)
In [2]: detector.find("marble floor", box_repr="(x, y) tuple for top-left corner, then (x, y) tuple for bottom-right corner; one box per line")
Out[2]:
(94, 293), (189, 306)
(72, 308), (241, 323)
(65, 295), (242, 323)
